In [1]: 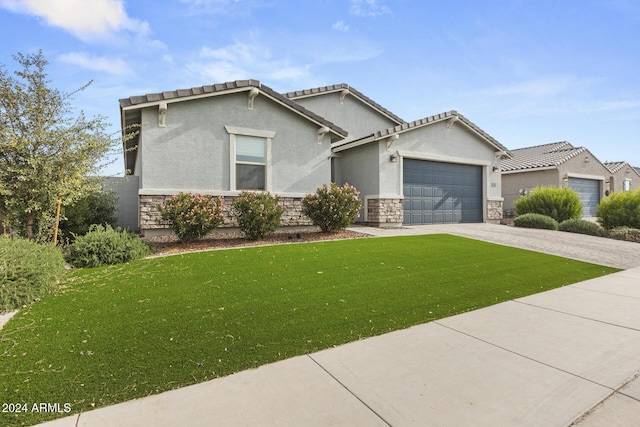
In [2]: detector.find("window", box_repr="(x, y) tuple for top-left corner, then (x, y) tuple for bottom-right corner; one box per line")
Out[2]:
(225, 126), (275, 191)
(623, 179), (631, 192)
(236, 135), (265, 190)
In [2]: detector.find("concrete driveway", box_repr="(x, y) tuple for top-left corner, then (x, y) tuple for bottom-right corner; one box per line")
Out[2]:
(350, 223), (640, 269)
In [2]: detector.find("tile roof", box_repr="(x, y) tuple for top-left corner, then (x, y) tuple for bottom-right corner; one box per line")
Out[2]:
(284, 83), (405, 125)
(333, 110), (511, 156)
(500, 141), (588, 172)
(119, 79), (348, 138)
(604, 161), (630, 174)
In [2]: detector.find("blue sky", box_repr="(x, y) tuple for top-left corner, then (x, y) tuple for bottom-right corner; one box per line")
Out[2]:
(1, 0), (639, 176)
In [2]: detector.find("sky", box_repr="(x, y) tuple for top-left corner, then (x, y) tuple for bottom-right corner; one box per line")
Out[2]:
(1, 0), (639, 176)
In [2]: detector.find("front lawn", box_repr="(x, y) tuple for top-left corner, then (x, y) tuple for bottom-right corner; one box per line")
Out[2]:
(1, 235), (618, 426)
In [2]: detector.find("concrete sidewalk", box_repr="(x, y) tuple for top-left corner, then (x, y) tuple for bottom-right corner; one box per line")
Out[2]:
(36, 266), (640, 427)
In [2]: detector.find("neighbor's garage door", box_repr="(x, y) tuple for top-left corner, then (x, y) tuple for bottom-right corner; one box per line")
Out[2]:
(403, 159), (483, 225)
(568, 177), (600, 217)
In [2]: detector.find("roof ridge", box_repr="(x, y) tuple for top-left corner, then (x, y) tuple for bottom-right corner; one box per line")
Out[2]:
(284, 83), (405, 124)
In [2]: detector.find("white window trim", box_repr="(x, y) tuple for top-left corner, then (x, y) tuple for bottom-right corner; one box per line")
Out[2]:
(225, 126), (275, 191)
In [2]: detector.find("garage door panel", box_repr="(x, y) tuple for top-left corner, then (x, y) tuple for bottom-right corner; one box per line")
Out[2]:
(568, 178), (600, 217)
(403, 159), (482, 225)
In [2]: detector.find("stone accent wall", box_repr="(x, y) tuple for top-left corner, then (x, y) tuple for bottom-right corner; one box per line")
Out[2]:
(487, 199), (503, 221)
(139, 194), (313, 231)
(366, 198), (403, 226)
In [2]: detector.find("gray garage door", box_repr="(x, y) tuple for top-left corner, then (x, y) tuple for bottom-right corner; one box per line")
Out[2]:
(568, 177), (600, 217)
(403, 159), (483, 225)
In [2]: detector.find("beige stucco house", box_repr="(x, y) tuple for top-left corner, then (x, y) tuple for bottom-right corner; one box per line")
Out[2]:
(604, 161), (640, 193)
(501, 142), (611, 217)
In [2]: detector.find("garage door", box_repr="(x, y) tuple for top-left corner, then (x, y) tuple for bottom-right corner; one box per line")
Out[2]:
(568, 177), (600, 217)
(403, 159), (483, 225)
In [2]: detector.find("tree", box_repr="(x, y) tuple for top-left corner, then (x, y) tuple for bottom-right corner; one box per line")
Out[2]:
(0, 50), (119, 239)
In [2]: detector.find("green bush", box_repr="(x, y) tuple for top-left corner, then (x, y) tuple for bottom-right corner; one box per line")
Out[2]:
(302, 183), (362, 232)
(596, 190), (640, 230)
(233, 191), (284, 240)
(0, 236), (66, 313)
(514, 213), (558, 230)
(65, 224), (152, 268)
(515, 187), (582, 222)
(158, 192), (224, 242)
(558, 219), (605, 236)
(607, 227), (640, 243)
(59, 190), (118, 242)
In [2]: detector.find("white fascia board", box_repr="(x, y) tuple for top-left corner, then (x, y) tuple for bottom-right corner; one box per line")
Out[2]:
(120, 87), (251, 111)
(500, 166), (557, 174)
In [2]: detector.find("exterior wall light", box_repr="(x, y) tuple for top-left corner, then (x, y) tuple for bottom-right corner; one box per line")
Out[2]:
(492, 166), (500, 173)
(390, 154), (398, 163)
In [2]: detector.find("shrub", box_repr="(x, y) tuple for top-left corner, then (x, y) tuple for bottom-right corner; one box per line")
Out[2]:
(514, 187), (582, 222)
(607, 227), (640, 243)
(302, 183), (362, 232)
(233, 191), (284, 240)
(0, 236), (66, 313)
(596, 190), (640, 230)
(59, 190), (118, 242)
(514, 213), (558, 230)
(65, 224), (152, 268)
(558, 219), (605, 237)
(158, 192), (224, 242)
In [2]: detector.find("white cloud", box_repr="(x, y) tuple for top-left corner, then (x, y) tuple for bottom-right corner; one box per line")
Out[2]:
(186, 42), (312, 85)
(57, 52), (132, 75)
(333, 21), (350, 32)
(0, 0), (149, 40)
(350, 0), (390, 17)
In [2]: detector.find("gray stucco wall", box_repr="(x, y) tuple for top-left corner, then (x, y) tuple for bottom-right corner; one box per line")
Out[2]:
(391, 121), (502, 200)
(103, 176), (140, 231)
(334, 142), (380, 221)
(138, 92), (332, 196)
(293, 92), (399, 141)
(336, 120), (505, 223)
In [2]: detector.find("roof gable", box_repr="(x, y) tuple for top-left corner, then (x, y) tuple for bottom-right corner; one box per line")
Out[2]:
(284, 83), (405, 125)
(332, 110), (511, 156)
(119, 79), (348, 139)
(501, 141), (588, 172)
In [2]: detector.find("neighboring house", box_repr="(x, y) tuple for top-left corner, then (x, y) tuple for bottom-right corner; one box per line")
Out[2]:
(604, 161), (640, 193)
(501, 142), (611, 217)
(116, 80), (510, 235)
(331, 111), (511, 226)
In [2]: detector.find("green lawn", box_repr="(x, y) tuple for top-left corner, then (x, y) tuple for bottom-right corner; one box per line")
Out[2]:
(1, 235), (618, 426)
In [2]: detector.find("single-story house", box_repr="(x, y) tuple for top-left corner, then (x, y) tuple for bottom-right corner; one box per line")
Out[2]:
(603, 161), (640, 193)
(501, 142), (611, 217)
(115, 80), (511, 235)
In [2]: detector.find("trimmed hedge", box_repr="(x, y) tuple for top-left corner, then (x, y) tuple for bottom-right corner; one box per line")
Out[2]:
(596, 190), (640, 230)
(302, 183), (361, 232)
(607, 227), (640, 243)
(65, 224), (152, 268)
(558, 219), (605, 237)
(0, 236), (66, 313)
(233, 191), (284, 240)
(514, 213), (558, 230)
(515, 187), (582, 222)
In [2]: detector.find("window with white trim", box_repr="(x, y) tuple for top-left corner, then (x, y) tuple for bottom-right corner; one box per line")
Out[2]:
(225, 126), (275, 191)
(623, 179), (631, 192)
(236, 135), (266, 190)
